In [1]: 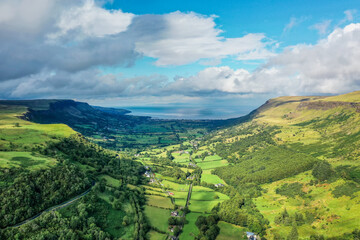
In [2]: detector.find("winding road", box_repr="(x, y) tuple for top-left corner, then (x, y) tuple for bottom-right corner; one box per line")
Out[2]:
(6, 183), (95, 229)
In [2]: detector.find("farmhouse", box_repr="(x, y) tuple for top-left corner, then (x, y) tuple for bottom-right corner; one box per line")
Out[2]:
(144, 171), (151, 178)
(188, 162), (197, 167)
(214, 183), (224, 188)
(171, 211), (179, 217)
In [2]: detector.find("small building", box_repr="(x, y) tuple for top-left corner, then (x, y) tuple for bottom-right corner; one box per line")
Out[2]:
(171, 211), (179, 217)
(188, 162), (197, 167)
(214, 183), (224, 188)
(167, 191), (175, 196)
(246, 232), (258, 240)
(144, 171), (151, 178)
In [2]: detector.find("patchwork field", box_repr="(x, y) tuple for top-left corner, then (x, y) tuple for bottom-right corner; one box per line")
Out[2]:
(217, 221), (247, 240)
(201, 170), (226, 185)
(179, 213), (203, 240)
(196, 160), (229, 170)
(144, 205), (171, 233)
(146, 195), (173, 209)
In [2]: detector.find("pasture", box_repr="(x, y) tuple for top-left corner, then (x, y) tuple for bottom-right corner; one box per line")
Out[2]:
(201, 170), (226, 185)
(144, 205), (171, 232)
(0, 151), (57, 170)
(179, 213), (203, 240)
(217, 221), (247, 240)
(196, 159), (229, 170)
(146, 195), (173, 209)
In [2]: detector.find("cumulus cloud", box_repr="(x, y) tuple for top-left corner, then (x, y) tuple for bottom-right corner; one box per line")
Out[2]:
(48, 0), (134, 39)
(0, 0), (274, 86)
(1, 0), (359, 103)
(135, 11), (275, 65)
(167, 23), (360, 96)
(7, 22), (360, 100)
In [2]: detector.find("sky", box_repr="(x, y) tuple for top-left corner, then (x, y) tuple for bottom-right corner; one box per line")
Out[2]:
(0, 0), (360, 114)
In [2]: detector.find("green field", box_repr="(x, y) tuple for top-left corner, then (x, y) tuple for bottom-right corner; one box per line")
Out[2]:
(99, 174), (122, 187)
(217, 221), (247, 240)
(201, 170), (226, 185)
(196, 160), (229, 170)
(147, 195), (173, 209)
(162, 180), (190, 192)
(0, 151), (56, 170)
(148, 230), (167, 240)
(144, 205), (171, 232)
(179, 213), (203, 240)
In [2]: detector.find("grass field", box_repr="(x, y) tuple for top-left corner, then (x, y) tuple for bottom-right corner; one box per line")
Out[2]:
(99, 175), (122, 187)
(179, 213), (203, 240)
(148, 230), (167, 240)
(144, 205), (171, 232)
(147, 195), (173, 209)
(188, 199), (223, 213)
(217, 221), (247, 240)
(162, 180), (190, 192)
(0, 104), (75, 151)
(201, 170), (226, 185)
(0, 151), (57, 170)
(196, 160), (229, 170)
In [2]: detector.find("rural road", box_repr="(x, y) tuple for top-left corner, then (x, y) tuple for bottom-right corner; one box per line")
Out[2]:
(6, 182), (95, 229)
(185, 183), (193, 207)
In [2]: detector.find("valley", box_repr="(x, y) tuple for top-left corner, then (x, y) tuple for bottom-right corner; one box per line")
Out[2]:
(1, 91), (360, 239)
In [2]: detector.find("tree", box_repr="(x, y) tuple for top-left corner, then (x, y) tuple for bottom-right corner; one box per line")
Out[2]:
(312, 161), (334, 181)
(287, 223), (298, 240)
(113, 200), (122, 210)
(166, 151), (174, 160)
(122, 216), (129, 226)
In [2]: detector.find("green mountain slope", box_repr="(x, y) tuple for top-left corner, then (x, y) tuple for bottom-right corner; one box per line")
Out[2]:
(0, 102), (148, 239)
(200, 91), (360, 239)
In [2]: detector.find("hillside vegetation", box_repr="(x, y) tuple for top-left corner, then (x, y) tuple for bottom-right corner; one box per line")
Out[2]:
(199, 91), (360, 239)
(0, 102), (148, 239)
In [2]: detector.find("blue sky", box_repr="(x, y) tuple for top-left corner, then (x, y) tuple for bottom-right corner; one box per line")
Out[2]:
(101, 0), (359, 78)
(0, 0), (359, 117)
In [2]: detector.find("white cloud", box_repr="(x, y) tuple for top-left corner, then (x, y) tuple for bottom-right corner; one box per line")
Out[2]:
(49, 0), (134, 39)
(167, 23), (360, 96)
(310, 20), (332, 35)
(135, 11), (275, 66)
(0, 1), (275, 83)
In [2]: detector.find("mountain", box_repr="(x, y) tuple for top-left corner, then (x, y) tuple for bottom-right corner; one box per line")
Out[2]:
(200, 91), (360, 239)
(1, 92), (360, 240)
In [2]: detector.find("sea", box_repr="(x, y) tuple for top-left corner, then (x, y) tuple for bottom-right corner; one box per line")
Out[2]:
(122, 105), (255, 120)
